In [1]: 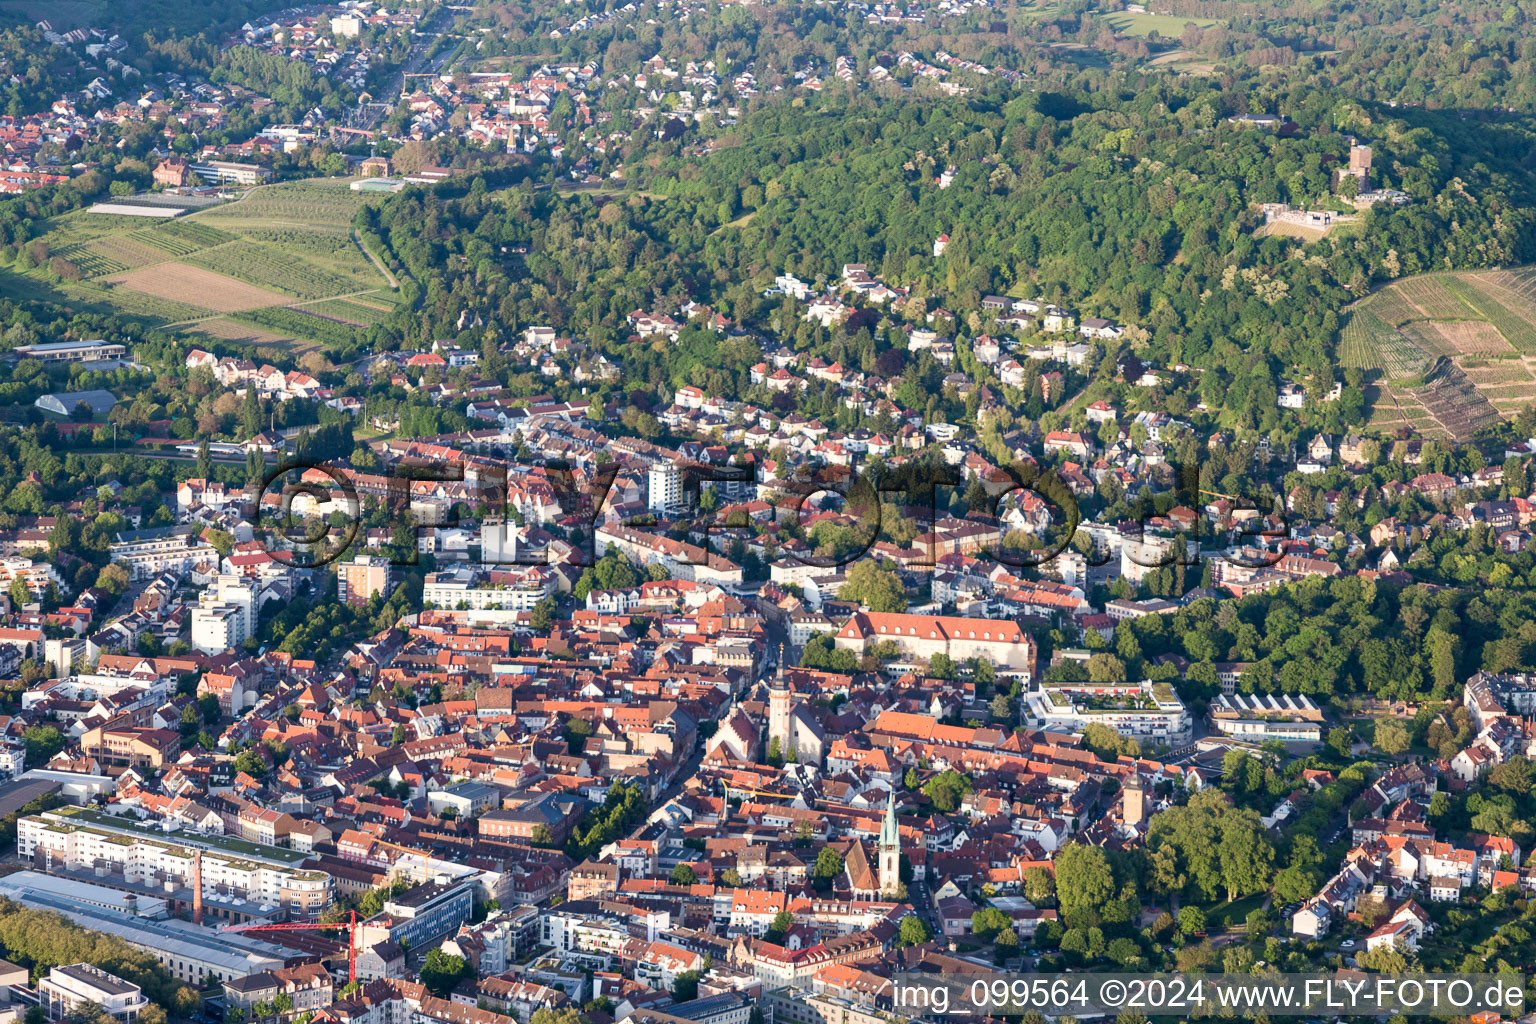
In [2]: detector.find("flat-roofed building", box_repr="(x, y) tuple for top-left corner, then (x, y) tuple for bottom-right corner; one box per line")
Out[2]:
(0, 871), (290, 983)
(1209, 692), (1324, 745)
(190, 161), (271, 185)
(40, 964), (149, 1023)
(17, 807), (333, 922)
(109, 525), (218, 579)
(1021, 679), (1192, 744)
(13, 341), (126, 363)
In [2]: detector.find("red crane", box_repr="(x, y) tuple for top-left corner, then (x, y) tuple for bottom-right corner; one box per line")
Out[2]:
(224, 910), (361, 985)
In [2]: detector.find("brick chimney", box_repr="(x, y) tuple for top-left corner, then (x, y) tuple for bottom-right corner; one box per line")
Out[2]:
(192, 849), (204, 925)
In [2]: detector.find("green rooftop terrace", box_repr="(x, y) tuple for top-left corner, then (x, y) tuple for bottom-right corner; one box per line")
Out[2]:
(43, 807), (314, 865)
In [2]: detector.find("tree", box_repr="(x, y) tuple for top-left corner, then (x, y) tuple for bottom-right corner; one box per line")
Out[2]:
(1055, 844), (1114, 927)
(8, 576), (28, 608)
(1218, 809), (1275, 902)
(672, 971), (701, 1002)
(232, 749), (268, 778)
(989, 692), (1015, 722)
(1273, 861), (1323, 904)
(1328, 726), (1354, 758)
(530, 1008), (588, 1024)
(530, 596), (556, 631)
(23, 726), (63, 765)
(764, 909), (793, 944)
(898, 915), (931, 947)
(971, 906), (1012, 941)
(95, 563), (130, 596)
(671, 864), (699, 885)
(1178, 906), (1206, 936)
(530, 824), (553, 846)
(1024, 866), (1057, 907)
(1108, 937), (1140, 967)
(1082, 721), (1139, 761)
(922, 770), (971, 813)
(420, 948), (469, 996)
(1374, 718), (1410, 755)
(839, 559), (907, 612)
(813, 847), (844, 888)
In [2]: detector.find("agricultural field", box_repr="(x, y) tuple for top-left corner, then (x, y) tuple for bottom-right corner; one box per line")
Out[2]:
(135, 220), (236, 256)
(301, 298), (394, 326)
(1399, 321), (1514, 359)
(1345, 268), (1536, 433)
(198, 180), (378, 231)
(8, 179), (397, 346)
(186, 240), (360, 300)
(1144, 49), (1218, 73)
(1339, 306), (1428, 379)
(231, 306), (369, 352)
(1448, 273), (1536, 353)
(185, 317), (293, 347)
(1392, 277), (1475, 320)
(103, 263), (294, 313)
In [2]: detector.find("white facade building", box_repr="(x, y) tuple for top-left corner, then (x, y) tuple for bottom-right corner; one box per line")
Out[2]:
(41, 964), (149, 1023)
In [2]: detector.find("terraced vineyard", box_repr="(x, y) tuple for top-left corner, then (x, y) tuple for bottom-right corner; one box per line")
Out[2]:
(8, 179), (396, 348)
(1345, 268), (1536, 434)
(1340, 306), (1429, 379)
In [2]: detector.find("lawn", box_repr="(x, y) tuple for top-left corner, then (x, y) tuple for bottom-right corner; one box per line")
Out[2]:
(1103, 11), (1223, 37)
(1199, 892), (1267, 933)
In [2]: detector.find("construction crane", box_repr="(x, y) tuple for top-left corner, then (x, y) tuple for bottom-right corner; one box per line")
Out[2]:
(224, 910), (361, 985)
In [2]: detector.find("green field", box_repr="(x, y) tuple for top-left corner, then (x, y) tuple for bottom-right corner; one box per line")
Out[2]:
(1103, 11), (1223, 37)
(9, 179), (397, 353)
(230, 305), (369, 350)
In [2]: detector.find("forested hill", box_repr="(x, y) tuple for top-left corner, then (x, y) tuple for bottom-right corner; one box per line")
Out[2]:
(365, 77), (1536, 430)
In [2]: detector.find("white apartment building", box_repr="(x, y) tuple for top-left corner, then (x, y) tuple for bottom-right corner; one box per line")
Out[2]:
(0, 556), (64, 597)
(649, 460), (683, 513)
(109, 526), (218, 580)
(422, 566), (556, 612)
(191, 575), (255, 654)
(1021, 679), (1192, 743)
(18, 808), (332, 920)
(191, 605), (245, 657)
(539, 910), (631, 960)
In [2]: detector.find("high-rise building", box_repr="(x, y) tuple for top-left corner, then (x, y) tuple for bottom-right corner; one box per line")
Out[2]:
(338, 555), (392, 606)
(648, 460), (682, 513)
(191, 575), (256, 654)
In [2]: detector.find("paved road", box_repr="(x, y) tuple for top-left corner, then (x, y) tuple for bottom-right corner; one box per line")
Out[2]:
(347, 5), (458, 130)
